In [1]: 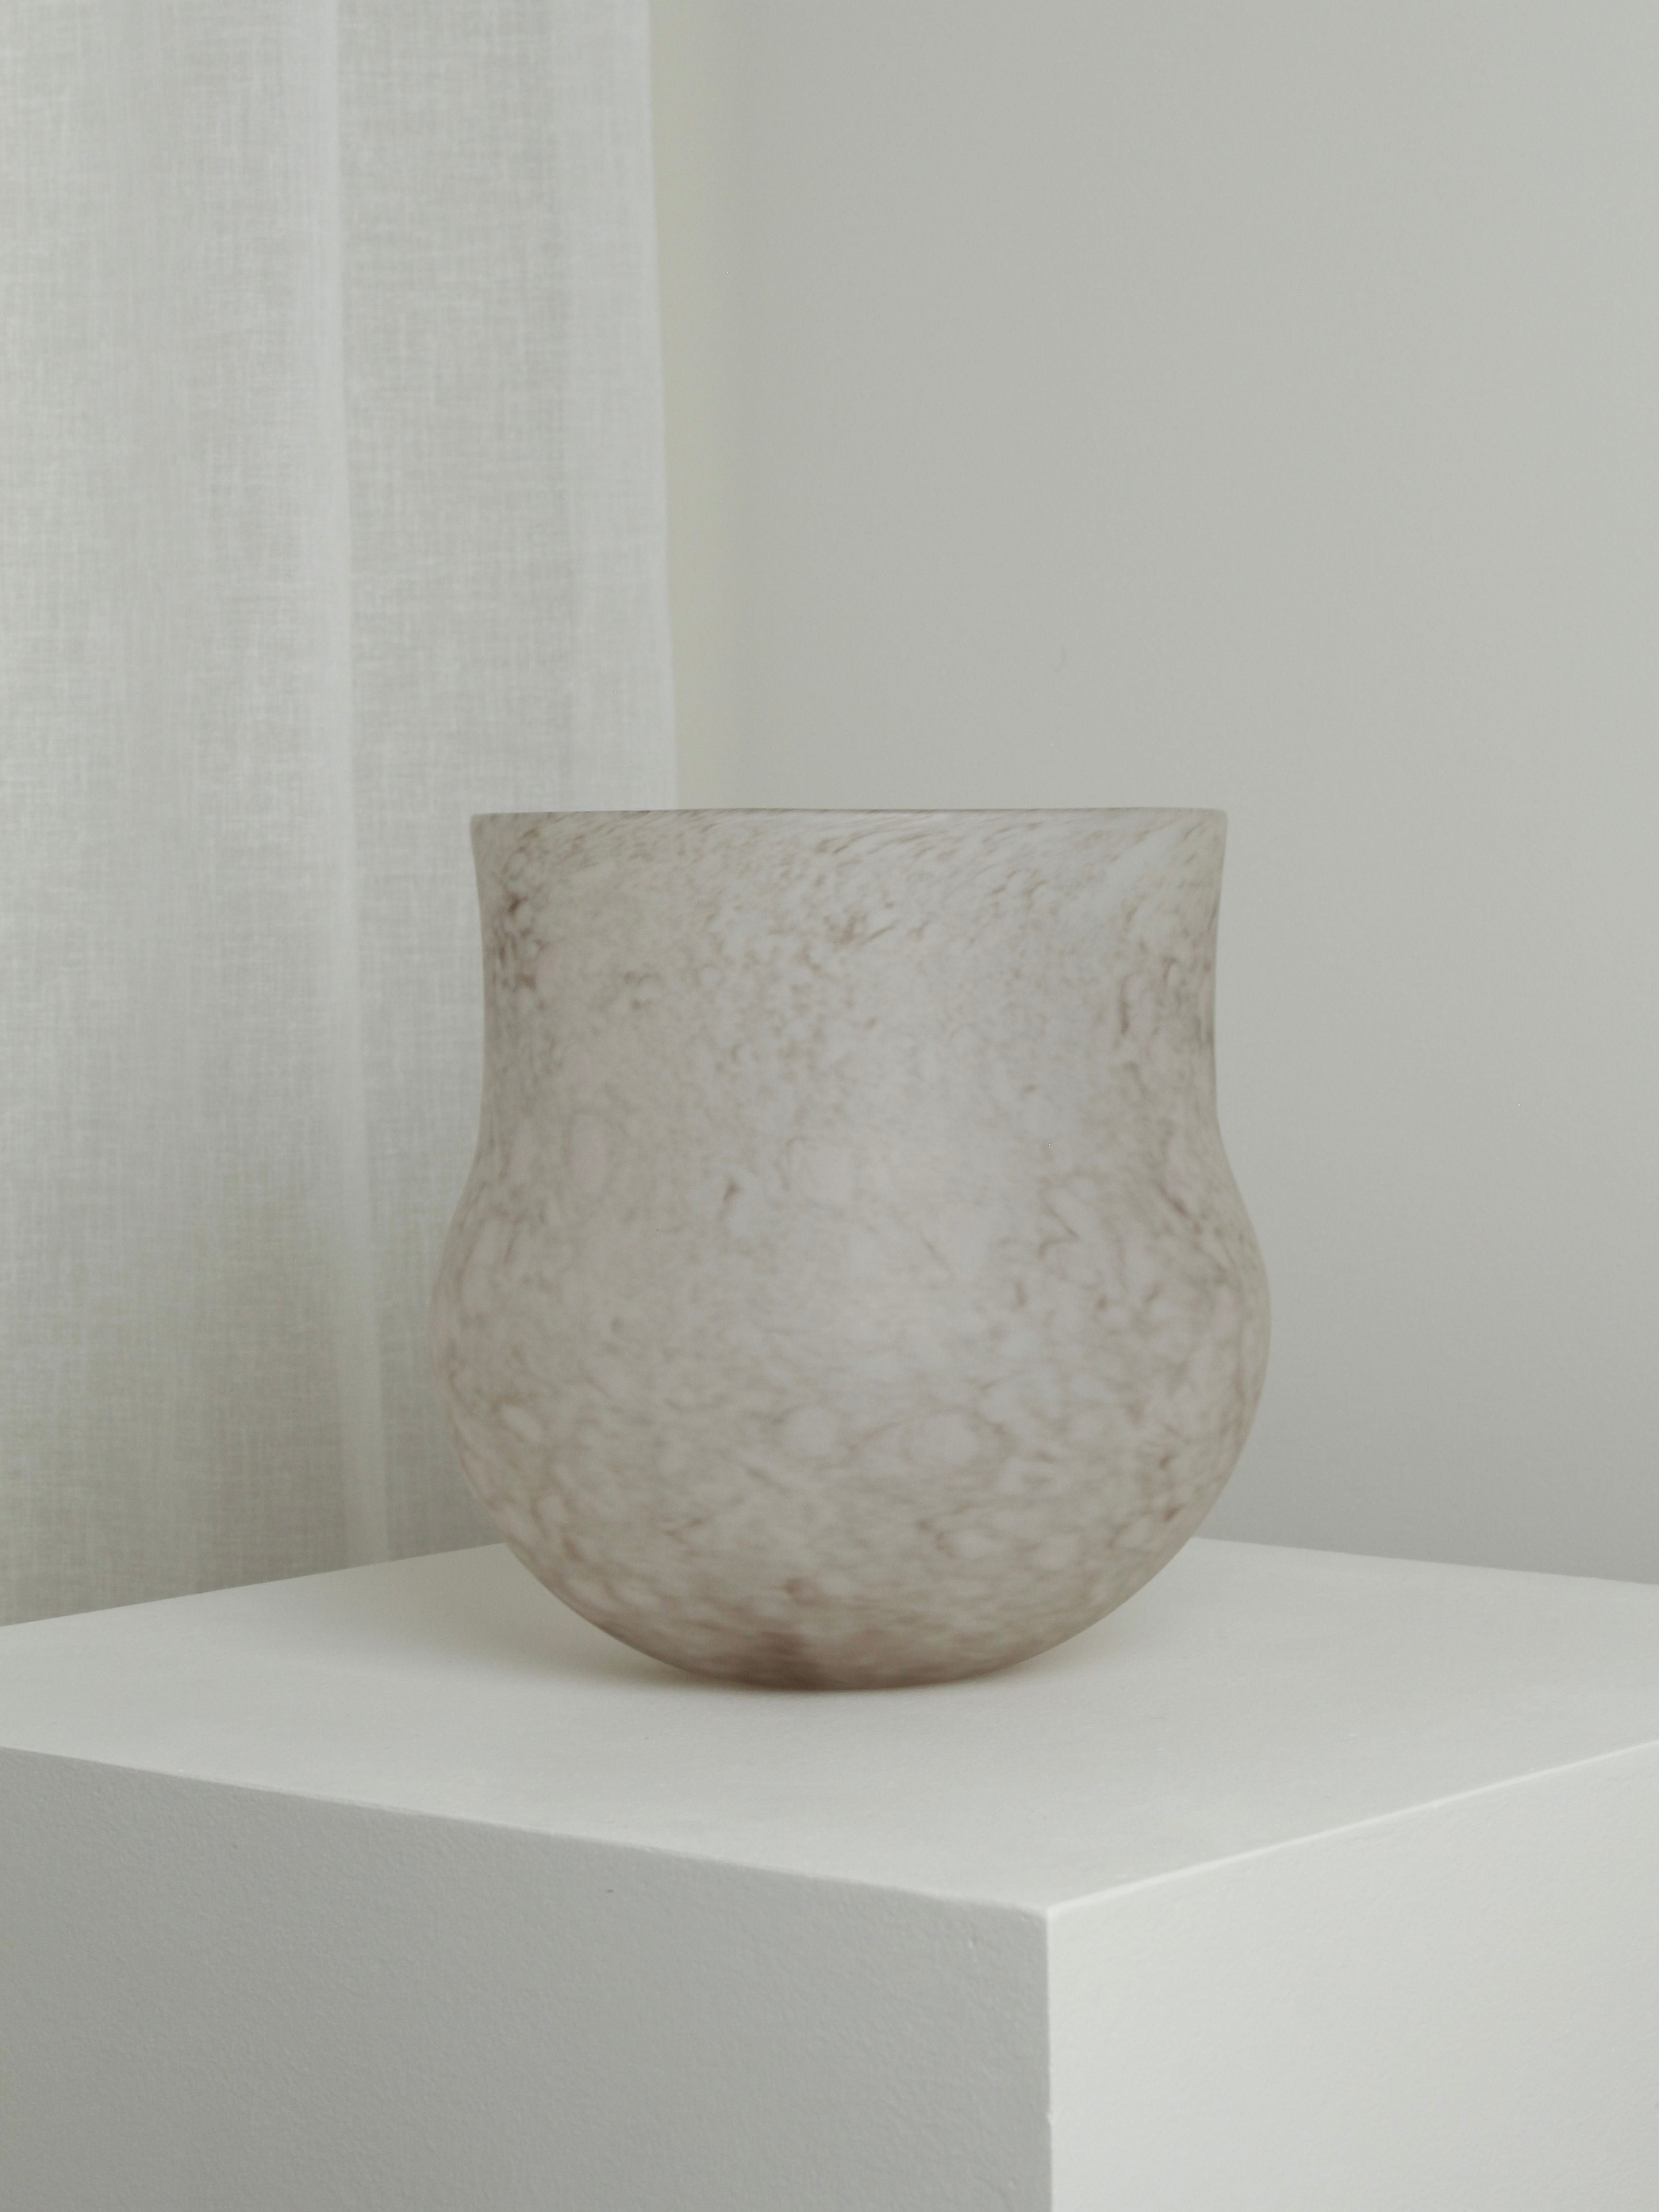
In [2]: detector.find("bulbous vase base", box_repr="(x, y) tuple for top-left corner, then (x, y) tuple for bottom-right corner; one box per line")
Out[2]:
(484, 1515), (1216, 1692)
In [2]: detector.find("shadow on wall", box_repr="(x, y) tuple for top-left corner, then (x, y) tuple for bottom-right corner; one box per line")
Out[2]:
(652, 0), (1659, 1586)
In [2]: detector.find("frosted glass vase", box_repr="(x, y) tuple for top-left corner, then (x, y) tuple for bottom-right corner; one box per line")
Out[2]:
(431, 810), (1269, 1688)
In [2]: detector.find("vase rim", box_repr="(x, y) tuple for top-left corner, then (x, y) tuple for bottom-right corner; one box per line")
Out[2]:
(471, 806), (1225, 825)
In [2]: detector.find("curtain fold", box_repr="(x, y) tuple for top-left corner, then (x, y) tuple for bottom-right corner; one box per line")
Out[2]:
(0, 0), (675, 1623)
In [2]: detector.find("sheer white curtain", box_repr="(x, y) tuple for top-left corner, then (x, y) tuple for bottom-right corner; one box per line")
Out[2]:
(0, 1), (674, 1623)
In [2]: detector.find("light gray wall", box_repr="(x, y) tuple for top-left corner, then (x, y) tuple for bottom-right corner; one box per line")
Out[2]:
(652, 0), (1659, 1581)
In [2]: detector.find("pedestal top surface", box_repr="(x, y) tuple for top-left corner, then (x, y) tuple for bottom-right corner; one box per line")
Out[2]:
(3, 1538), (1657, 1910)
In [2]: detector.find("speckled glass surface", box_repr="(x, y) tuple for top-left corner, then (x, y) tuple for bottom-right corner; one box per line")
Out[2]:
(431, 810), (1269, 1687)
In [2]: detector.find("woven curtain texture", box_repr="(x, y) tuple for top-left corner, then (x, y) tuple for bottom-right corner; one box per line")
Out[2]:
(0, 0), (675, 1624)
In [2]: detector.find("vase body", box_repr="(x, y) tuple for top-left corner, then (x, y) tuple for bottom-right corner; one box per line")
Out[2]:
(431, 810), (1268, 1688)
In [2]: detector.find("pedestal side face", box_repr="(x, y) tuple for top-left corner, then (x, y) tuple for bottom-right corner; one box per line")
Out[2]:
(0, 1755), (1051, 2212)
(433, 811), (1269, 1684)
(1049, 1747), (1659, 2212)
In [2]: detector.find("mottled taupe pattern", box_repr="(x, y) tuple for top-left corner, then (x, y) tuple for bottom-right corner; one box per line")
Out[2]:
(431, 811), (1269, 1688)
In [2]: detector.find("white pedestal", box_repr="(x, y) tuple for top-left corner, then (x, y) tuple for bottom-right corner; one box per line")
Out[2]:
(3, 1538), (1658, 2212)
